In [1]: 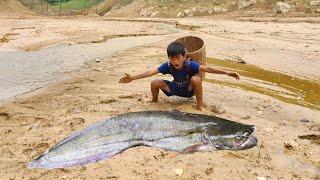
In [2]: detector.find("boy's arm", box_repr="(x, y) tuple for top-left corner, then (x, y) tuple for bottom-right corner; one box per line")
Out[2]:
(119, 68), (159, 83)
(199, 65), (240, 80)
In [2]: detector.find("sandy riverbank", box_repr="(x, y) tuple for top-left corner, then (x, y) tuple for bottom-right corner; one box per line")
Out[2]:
(0, 14), (319, 179)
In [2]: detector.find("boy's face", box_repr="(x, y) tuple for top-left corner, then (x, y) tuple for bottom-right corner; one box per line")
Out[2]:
(169, 54), (186, 70)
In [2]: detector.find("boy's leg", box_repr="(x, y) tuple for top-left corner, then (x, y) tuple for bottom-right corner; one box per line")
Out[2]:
(151, 79), (170, 102)
(188, 75), (203, 110)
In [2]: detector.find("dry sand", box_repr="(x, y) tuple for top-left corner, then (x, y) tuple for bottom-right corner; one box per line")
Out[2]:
(0, 13), (319, 179)
(0, 16), (174, 52)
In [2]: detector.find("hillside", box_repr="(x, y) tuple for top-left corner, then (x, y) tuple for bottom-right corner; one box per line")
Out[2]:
(3, 0), (319, 17)
(0, 0), (34, 14)
(103, 0), (320, 18)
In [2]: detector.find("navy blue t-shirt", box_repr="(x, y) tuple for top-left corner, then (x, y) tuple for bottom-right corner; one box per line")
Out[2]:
(157, 60), (200, 88)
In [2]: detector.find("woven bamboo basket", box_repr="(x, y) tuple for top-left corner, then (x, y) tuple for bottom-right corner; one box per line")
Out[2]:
(175, 36), (206, 78)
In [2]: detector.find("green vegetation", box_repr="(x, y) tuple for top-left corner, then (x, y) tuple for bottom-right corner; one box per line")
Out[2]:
(49, 0), (104, 10)
(116, 0), (133, 6)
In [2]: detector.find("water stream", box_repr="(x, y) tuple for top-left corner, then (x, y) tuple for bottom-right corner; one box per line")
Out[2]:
(205, 57), (320, 111)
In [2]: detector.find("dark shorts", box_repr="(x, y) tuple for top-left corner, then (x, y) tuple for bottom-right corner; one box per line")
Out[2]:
(161, 80), (194, 98)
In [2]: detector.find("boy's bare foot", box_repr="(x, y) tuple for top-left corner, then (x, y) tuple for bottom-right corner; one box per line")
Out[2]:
(196, 103), (206, 111)
(196, 105), (203, 111)
(147, 99), (158, 103)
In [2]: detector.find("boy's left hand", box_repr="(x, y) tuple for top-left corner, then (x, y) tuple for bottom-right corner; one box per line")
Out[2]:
(119, 73), (133, 83)
(227, 72), (240, 80)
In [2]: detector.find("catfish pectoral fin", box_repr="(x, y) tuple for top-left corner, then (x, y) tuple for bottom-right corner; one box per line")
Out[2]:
(181, 143), (215, 154)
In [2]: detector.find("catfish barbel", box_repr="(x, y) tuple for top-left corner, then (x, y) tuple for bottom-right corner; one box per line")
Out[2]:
(28, 111), (257, 169)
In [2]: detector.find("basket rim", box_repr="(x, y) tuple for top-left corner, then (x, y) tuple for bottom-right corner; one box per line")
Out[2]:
(175, 36), (205, 55)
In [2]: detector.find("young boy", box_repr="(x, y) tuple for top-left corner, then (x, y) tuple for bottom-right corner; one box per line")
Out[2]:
(119, 42), (240, 110)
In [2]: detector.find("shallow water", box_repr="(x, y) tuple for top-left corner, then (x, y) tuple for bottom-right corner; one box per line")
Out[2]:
(205, 58), (320, 111)
(0, 36), (164, 102)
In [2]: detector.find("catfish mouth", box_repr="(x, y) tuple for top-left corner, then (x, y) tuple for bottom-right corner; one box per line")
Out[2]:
(232, 126), (257, 150)
(236, 135), (257, 150)
(202, 132), (258, 150)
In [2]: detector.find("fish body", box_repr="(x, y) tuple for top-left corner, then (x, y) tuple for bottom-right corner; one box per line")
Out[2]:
(28, 111), (257, 169)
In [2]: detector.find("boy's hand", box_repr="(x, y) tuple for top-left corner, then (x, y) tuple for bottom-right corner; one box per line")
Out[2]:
(227, 72), (240, 80)
(119, 73), (133, 83)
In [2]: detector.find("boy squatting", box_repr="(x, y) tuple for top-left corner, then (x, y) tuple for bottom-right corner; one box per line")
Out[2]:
(119, 42), (240, 110)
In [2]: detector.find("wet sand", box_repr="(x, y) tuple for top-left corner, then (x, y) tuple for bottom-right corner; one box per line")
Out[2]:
(0, 14), (319, 179)
(0, 35), (169, 102)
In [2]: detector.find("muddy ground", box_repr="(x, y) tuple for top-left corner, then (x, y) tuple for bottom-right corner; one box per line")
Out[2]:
(0, 12), (319, 179)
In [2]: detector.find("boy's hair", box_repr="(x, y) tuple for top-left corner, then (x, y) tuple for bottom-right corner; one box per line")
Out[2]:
(167, 42), (187, 58)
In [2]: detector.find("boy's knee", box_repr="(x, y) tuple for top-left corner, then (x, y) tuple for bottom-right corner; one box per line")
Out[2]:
(151, 79), (163, 88)
(190, 75), (202, 84)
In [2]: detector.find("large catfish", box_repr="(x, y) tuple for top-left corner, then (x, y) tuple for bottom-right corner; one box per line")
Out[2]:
(28, 111), (257, 169)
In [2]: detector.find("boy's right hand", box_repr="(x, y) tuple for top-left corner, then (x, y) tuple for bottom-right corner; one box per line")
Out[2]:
(119, 73), (133, 83)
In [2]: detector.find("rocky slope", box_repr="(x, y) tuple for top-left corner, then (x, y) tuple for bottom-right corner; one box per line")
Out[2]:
(104, 0), (320, 18)
(0, 0), (34, 14)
